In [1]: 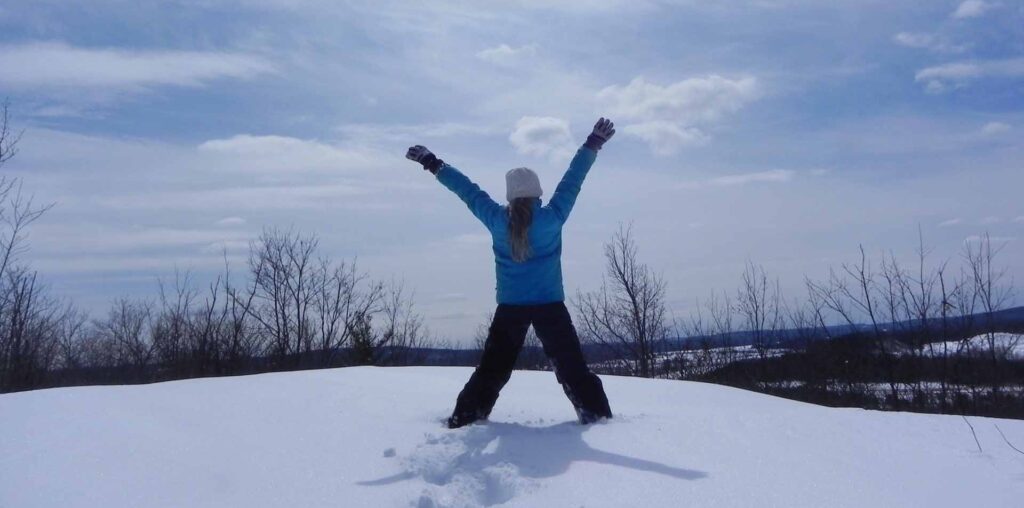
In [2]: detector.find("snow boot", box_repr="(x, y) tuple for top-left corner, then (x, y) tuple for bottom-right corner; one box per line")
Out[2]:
(447, 409), (487, 429)
(576, 407), (610, 425)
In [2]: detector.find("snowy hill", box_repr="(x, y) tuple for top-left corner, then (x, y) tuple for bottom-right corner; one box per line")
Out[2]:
(2, 367), (1023, 507)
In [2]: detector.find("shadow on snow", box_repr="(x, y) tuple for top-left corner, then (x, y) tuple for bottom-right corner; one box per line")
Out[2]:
(359, 419), (708, 489)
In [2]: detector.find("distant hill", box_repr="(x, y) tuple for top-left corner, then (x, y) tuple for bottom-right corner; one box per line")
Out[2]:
(661, 305), (1024, 351)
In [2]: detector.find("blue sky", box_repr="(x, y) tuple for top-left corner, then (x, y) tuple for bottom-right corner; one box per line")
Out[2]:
(1, 0), (1022, 342)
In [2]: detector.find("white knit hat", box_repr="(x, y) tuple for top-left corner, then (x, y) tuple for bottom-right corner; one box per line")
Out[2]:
(505, 167), (543, 202)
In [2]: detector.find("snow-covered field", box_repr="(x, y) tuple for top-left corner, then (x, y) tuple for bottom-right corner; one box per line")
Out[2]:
(918, 333), (1024, 359)
(595, 345), (790, 377)
(3, 367), (1023, 508)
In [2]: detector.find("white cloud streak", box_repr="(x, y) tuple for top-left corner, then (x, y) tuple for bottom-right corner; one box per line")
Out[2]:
(678, 169), (796, 189)
(216, 217), (247, 227)
(98, 184), (374, 211)
(0, 42), (273, 90)
(952, 0), (995, 19)
(892, 32), (966, 53)
(622, 121), (708, 155)
(708, 169), (795, 186)
(476, 43), (538, 65)
(597, 75), (759, 155)
(981, 122), (1011, 135)
(915, 58), (1024, 93)
(599, 75), (759, 124)
(197, 135), (386, 173)
(32, 225), (253, 255)
(508, 116), (575, 160)
(337, 122), (503, 146)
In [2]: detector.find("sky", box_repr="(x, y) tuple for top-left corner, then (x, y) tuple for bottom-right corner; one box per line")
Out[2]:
(1, 0), (1022, 343)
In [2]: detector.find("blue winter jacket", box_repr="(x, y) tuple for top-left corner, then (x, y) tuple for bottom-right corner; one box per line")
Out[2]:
(436, 145), (598, 305)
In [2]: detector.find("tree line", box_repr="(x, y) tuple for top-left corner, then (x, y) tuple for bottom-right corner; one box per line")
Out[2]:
(0, 224), (443, 392)
(574, 225), (1022, 419)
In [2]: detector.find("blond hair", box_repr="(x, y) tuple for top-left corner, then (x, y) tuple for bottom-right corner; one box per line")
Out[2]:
(507, 198), (534, 262)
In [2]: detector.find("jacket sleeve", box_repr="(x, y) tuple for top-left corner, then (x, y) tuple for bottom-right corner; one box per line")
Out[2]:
(547, 146), (598, 223)
(436, 163), (504, 230)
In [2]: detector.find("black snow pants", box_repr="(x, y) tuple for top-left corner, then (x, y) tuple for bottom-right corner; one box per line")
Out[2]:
(449, 302), (612, 427)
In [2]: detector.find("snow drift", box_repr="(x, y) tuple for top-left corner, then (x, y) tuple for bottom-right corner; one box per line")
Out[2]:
(2, 367), (1023, 507)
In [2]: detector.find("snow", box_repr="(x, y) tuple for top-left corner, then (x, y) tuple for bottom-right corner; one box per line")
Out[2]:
(919, 333), (1024, 359)
(2, 367), (1023, 507)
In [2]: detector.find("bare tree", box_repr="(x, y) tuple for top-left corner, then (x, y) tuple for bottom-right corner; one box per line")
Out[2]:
(964, 233), (1015, 401)
(934, 262), (965, 411)
(151, 270), (198, 374)
(0, 101), (64, 392)
(807, 246), (900, 402)
(229, 228), (408, 368)
(574, 225), (668, 378)
(312, 259), (383, 366)
(676, 292), (735, 380)
(736, 262), (784, 362)
(0, 99), (22, 167)
(243, 228), (320, 366)
(91, 298), (153, 374)
(372, 281), (426, 365)
(886, 230), (943, 403)
(0, 267), (67, 390)
(221, 254), (263, 371)
(55, 304), (89, 371)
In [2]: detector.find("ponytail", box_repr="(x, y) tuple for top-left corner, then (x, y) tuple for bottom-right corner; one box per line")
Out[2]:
(507, 198), (534, 262)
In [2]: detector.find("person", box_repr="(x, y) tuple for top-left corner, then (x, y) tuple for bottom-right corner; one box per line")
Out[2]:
(406, 118), (616, 429)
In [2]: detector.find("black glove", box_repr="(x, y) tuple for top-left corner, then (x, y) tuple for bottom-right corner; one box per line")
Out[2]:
(584, 117), (615, 151)
(406, 145), (444, 174)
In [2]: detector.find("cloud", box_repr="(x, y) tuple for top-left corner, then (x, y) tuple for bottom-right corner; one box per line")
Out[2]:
(892, 32), (966, 53)
(1013, 216), (1024, 224)
(32, 225), (253, 255)
(952, 0), (995, 19)
(893, 32), (933, 49)
(981, 122), (1011, 135)
(597, 75), (759, 154)
(510, 0), (641, 10)
(678, 169), (796, 189)
(939, 218), (964, 227)
(34, 253), (248, 274)
(197, 135), (384, 173)
(0, 42), (273, 90)
(622, 122), (709, 155)
(708, 169), (795, 186)
(199, 240), (251, 254)
(216, 217), (247, 227)
(337, 122), (502, 146)
(980, 216), (1002, 225)
(915, 58), (1024, 93)
(599, 75), (759, 124)
(508, 116), (575, 160)
(476, 44), (538, 65)
(99, 184), (373, 211)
